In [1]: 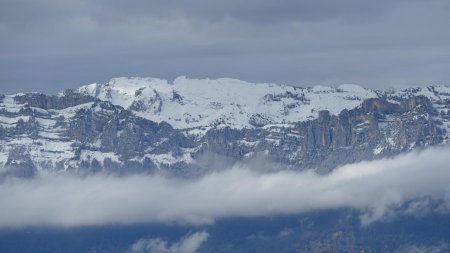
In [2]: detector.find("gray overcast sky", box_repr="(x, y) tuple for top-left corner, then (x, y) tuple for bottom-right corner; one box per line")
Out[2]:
(1, 0), (450, 94)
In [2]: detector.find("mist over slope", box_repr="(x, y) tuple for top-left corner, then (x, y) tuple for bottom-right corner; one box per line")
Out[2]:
(0, 146), (449, 228)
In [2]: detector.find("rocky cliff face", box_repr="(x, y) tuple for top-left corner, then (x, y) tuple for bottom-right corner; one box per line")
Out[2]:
(196, 96), (444, 173)
(0, 77), (449, 177)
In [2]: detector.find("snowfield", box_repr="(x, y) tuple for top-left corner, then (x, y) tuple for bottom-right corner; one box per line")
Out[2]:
(77, 76), (380, 129)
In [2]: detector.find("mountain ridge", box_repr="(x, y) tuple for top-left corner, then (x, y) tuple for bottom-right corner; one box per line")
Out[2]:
(1, 77), (450, 177)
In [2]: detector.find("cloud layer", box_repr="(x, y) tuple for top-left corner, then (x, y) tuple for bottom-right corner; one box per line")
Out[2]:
(1, 146), (450, 228)
(129, 231), (209, 253)
(1, 0), (450, 93)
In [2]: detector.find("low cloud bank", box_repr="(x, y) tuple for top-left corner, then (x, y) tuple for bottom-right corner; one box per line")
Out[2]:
(1, 146), (450, 227)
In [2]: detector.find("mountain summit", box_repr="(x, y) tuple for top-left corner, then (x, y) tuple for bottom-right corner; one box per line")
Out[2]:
(77, 77), (379, 129)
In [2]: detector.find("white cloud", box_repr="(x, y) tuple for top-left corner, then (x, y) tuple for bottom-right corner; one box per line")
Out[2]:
(394, 242), (449, 253)
(129, 231), (209, 253)
(0, 146), (450, 228)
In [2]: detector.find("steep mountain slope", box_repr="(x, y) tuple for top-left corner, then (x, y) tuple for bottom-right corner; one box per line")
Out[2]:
(1, 77), (450, 177)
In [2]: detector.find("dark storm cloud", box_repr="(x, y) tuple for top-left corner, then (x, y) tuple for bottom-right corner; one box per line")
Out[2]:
(1, 0), (450, 94)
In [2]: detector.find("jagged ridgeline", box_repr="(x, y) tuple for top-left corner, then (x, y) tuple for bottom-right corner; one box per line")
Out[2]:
(0, 77), (449, 177)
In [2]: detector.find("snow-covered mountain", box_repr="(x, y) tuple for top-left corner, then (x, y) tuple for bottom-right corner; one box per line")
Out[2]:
(1, 77), (450, 177)
(77, 77), (379, 129)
